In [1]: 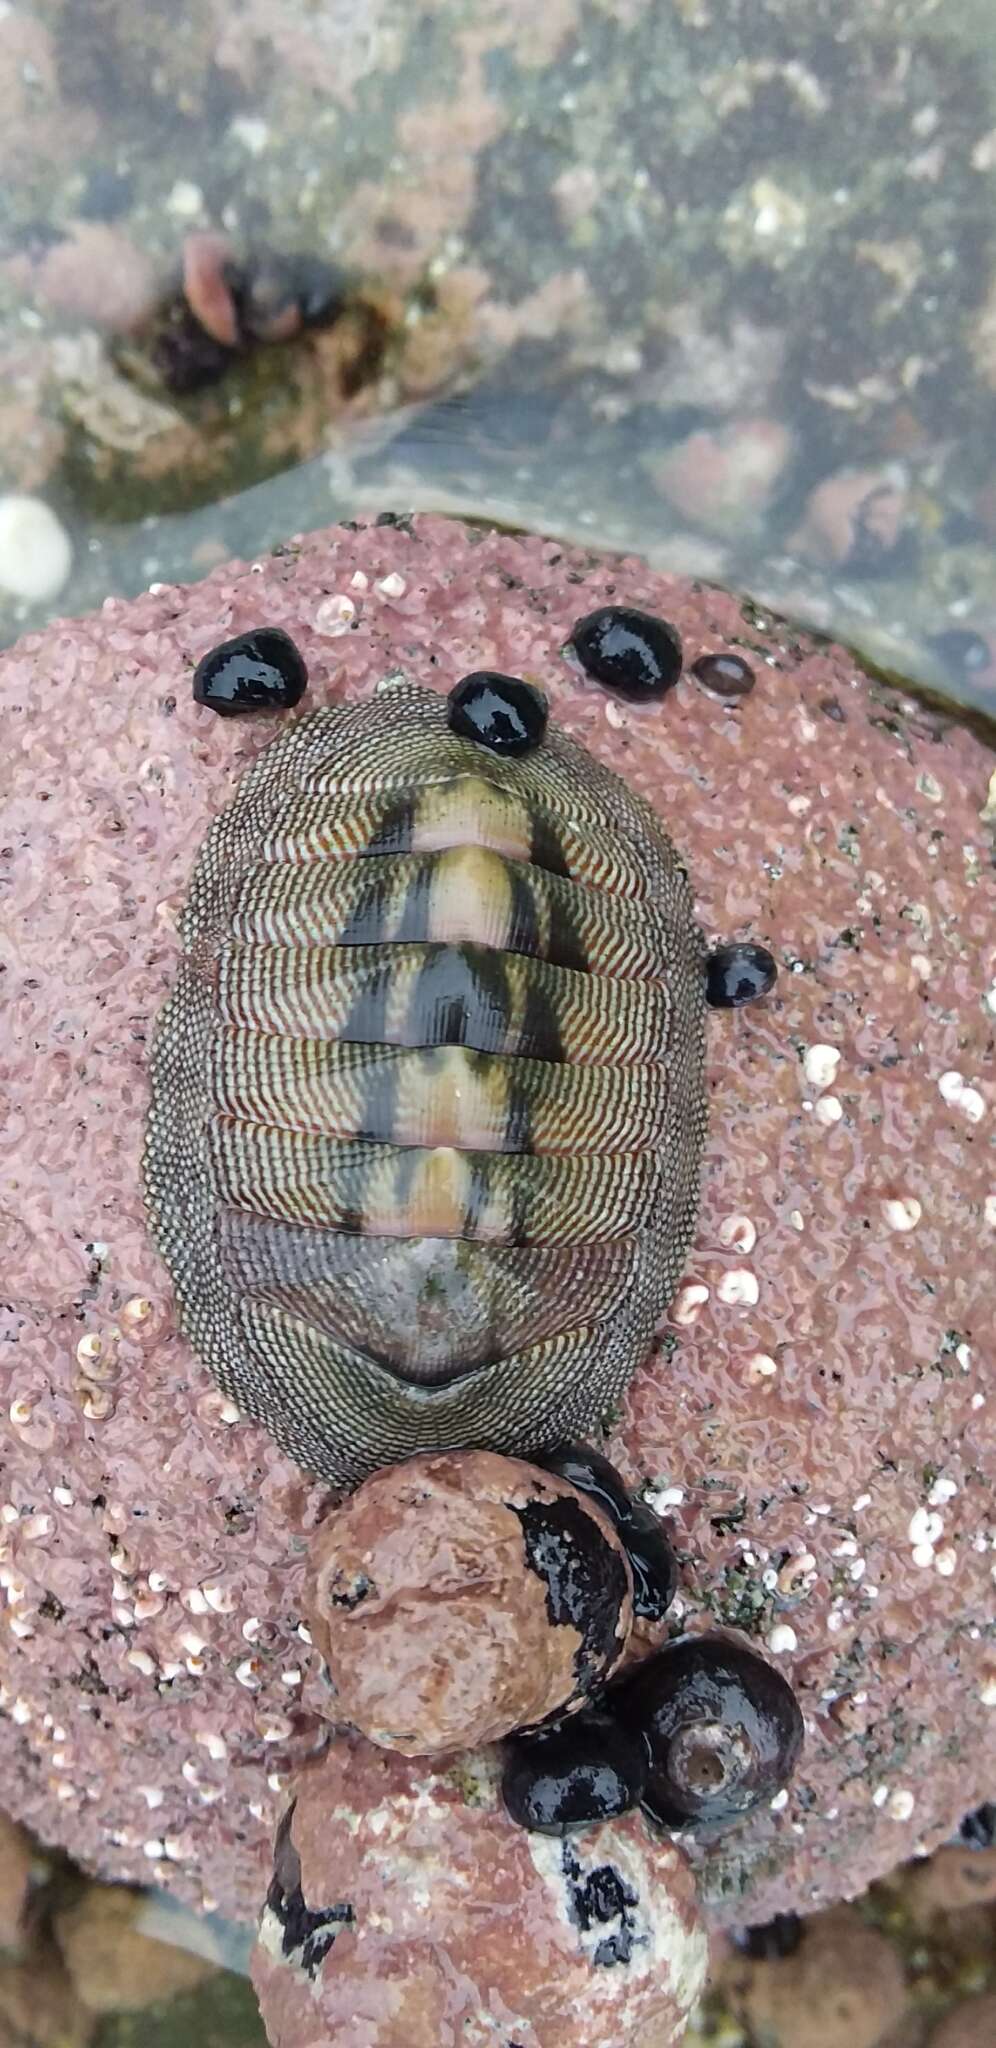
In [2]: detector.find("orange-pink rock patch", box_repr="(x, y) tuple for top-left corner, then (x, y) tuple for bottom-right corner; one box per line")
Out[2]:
(305, 1451), (632, 1753)
(251, 1739), (708, 2048)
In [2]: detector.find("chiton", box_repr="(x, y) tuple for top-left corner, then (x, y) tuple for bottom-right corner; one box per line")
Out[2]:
(143, 678), (707, 1486)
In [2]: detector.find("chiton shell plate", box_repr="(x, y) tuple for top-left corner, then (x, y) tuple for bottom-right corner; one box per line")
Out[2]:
(143, 679), (706, 1485)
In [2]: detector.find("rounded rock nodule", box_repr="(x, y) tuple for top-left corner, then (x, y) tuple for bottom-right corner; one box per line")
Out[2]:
(447, 670), (548, 754)
(569, 605), (683, 702)
(612, 1632), (804, 1833)
(252, 1743), (709, 2048)
(706, 941), (778, 1009)
(501, 1709), (651, 1835)
(191, 626), (308, 716)
(304, 1450), (634, 1756)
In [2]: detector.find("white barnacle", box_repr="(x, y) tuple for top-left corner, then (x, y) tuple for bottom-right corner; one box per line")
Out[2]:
(803, 1044), (840, 1091)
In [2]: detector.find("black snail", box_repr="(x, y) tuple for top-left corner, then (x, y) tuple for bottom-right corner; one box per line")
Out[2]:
(501, 1710), (651, 1835)
(498, 1627), (802, 1840)
(145, 651), (776, 1487)
(612, 1633), (804, 1833)
(538, 1441), (678, 1623)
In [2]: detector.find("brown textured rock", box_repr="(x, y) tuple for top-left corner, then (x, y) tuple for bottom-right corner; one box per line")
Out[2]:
(0, 1816), (33, 1953)
(0, 1932), (94, 2046)
(905, 1841), (996, 1922)
(305, 1451), (633, 1754)
(0, 515), (994, 1929)
(7, 224), (157, 334)
(251, 1741), (708, 2048)
(928, 1993), (996, 2048)
(53, 1884), (218, 2013)
(728, 1906), (908, 2048)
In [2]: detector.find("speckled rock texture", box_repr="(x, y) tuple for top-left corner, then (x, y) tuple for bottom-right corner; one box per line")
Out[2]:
(1, 514), (994, 1934)
(305, 1451), (632, 1755)
(251, 1742), (707, 2048)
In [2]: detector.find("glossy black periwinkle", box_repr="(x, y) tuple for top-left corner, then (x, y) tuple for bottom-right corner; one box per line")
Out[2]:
(538, 1443), (634, 1532)
(570, 606), (683, 702)
(192, 627), (308, 717)
(613, 1632), (804, 1834)
(623, 1501), (679, 1625)
(235, 250), (349, 341)
(538, 1444), (678, 1625)
(448, 672), (548, 755)
(501, 1711), (651, 1835)
(706, 942), (778, 1009)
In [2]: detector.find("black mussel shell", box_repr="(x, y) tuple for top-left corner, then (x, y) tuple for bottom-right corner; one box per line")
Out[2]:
(624, 1501), (679, 1624)
(538, 1444), (678, 1625)
(537, 1443), (634, 1531)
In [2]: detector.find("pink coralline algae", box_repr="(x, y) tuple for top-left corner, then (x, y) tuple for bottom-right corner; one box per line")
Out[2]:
(250, 1739), (708, 2048)
(0, 514), (993, 1942)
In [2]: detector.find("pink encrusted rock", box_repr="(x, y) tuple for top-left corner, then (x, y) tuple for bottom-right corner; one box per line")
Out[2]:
(0, 514), (994, 1934)
(790, 465), (911, 572)
(250, 1741), (708, 2048)
(305, 1451), (633, 1755)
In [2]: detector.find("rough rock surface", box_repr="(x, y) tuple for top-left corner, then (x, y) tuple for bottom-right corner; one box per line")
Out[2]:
(725, 1905), (907, 2048)
(0, 1816), (33, 1952)
(0, 514), (994, 1932)
(250, 1741), (707, 2048)
(52, 1884), (217, 2014)
(305, 1451), (632, 1754)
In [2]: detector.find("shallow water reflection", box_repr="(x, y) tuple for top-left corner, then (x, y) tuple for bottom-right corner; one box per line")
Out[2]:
(3, 1), (996, 720)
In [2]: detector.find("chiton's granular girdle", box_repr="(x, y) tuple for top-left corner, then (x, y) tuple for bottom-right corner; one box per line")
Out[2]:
(143, 674), (708, 1487)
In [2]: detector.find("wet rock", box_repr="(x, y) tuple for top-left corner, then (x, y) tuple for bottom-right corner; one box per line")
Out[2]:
(0, 515), (994, 1931)
(251, 1742), (708, 2048)
(727, 1906), (908, 2048)
(53, 1884), (218, 2014)
(305, 1451), (633, 1754)
(649, 418), (793, 536)
(791, 466), (912, 573)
